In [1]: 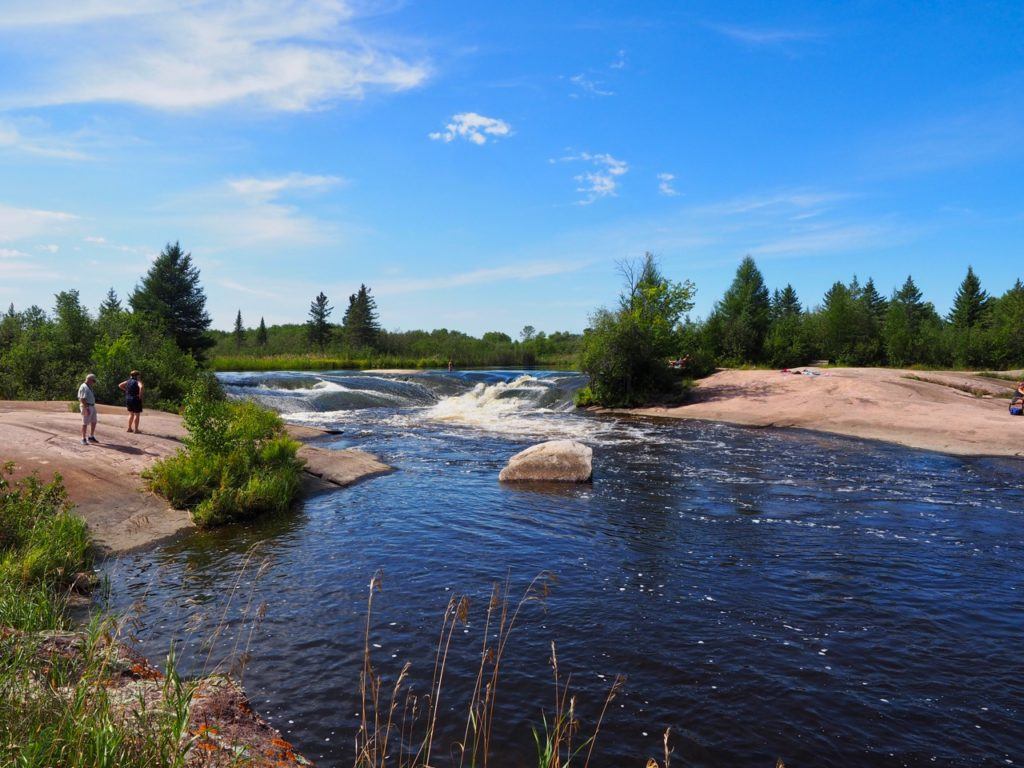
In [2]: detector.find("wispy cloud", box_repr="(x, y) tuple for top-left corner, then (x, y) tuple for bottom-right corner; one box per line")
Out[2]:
(0, 119), (90, 159)
(228, 173), (343, 203)
(429, 113), (511, 145)
(0, 203), (77, 241)
(0, 1), (430, 112)
(375, 260), (590, 295)
(569, 73), (614, 97)
(657, 172), (679, 197)
(610, 49), (627, 69)
(218, 278), (279, 298)
(707, 22), (824, 49)
(553, 152), (629, 205)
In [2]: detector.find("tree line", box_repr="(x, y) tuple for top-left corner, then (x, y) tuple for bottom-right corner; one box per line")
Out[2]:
(214, 285), (581, 368)
(579, 254), (1024, 406)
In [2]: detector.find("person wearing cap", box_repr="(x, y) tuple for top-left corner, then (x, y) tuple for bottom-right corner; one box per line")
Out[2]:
(78, 373), (99, 444)
(118, 370), (144, 433)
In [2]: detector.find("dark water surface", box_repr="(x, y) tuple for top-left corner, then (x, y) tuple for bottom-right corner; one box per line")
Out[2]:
(102, 371), (1023, 767)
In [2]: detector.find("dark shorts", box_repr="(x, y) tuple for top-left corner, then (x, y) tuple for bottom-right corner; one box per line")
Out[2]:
(126, 397), (143, 414)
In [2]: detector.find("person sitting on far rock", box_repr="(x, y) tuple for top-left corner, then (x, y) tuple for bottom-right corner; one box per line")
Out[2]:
(78, 373), (99, 445)
(118, 370), (144, 433)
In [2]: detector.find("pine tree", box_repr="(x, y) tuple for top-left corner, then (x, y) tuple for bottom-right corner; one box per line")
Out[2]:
(256, 317), (268, 348)
(342, 284), (381, 349)
(771, 284), (802, 319)
(233, 310), (245, 350)
(129, 241), (213, 357)
(707, 255), (771, 363)
(859, 278), (889, 324)
(307, 292), (333, 351)
(765, 284), (807, 367)
(990, 280), (1024, 367)
(948, 266), (992, 329)
(98, 288), (122, 316)
(97, 288), (127, 339)
(884, 276), (940, 366)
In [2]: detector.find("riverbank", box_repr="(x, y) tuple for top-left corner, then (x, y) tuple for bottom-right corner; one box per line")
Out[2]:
(622, 367), (1024, 457)
(0, 401), (390, 554)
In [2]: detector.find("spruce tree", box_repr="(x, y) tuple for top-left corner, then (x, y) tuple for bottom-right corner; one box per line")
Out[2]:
(99, 287), (122, 316)
(765, 284), (807, 367)
(990, 280), (1024, 367)
(948, 266), (992, 329)
(256, 317), (268, 348)
(859, 278), (889, 324)
(233, 310), (245, 349)
(342, 284), (381, 349)
(307, 292), (333, 351)
(129, 241), (213, 357)
(707, 255), (771, 363)
(884, 276), (940, 366)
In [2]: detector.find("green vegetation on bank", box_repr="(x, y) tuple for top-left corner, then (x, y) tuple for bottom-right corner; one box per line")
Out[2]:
(144, 378), (304, 527)
(579, 253), (1024, 406)
(0, 242), (210, 409)
(0, 465), (197, 767)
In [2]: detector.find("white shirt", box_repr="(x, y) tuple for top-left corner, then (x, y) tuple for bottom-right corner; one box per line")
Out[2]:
(77, 382), (96, 408)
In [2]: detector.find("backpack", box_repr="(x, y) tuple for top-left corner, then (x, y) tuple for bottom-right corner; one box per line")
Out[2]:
(126, 378), (140, 398)
(1010, 400), (1023, 416)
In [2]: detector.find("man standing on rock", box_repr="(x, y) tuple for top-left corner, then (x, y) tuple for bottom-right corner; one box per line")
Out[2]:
(78, 373), (99, 445)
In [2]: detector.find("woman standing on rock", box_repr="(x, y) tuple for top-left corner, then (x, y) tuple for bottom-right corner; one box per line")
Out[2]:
(118, 370), (144, 433)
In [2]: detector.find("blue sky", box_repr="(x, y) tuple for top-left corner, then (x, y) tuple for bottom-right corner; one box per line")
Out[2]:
(1, 1), (1022, 334)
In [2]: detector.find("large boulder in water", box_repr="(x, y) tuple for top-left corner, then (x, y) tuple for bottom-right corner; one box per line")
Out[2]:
(498, 440), (593, 483)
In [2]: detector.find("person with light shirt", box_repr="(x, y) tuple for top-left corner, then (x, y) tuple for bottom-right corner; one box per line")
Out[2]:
(78, 373), (99, 444)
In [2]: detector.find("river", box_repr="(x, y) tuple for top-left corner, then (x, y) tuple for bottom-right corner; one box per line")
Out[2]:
(101, 369), (1023, 767)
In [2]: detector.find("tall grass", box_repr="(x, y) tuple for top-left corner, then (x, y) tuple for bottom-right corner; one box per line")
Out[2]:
(353, 571), (652, 768)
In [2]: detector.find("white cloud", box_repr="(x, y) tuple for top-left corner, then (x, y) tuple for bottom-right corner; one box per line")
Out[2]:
(228, 173), (343, 203)
(610, 49), (627, 69)
(0, 203), (77, 241)
(0, 1), (430, 112)
(554, 152), (629, 204)
(0, 119), (90, 160)
(707, 23), (824, 47)
(657, 172), (679, 197)
(569, 74), (614, 97)
(375, 260), (590, 295)
(84, 235), (107, 244)
(0, 247), (31, 258)
(219, 279), (278, 298)
(37, 243), (59, 253)
(429, 113), (511, 145)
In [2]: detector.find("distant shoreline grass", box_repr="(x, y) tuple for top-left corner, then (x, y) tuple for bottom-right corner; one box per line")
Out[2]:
(211, 354), (580, 372)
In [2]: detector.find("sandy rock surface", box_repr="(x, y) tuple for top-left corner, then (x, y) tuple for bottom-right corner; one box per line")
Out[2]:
(0, 401), (390, 554)
(624, 367), (1024, 457)
(499, 439), (594, 482)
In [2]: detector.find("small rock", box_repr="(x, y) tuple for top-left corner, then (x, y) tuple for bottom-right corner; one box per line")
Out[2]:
(498, 440), (593, 483)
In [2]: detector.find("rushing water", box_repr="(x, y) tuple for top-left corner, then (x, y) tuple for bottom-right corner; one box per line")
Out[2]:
(102, 370), (1023, 767)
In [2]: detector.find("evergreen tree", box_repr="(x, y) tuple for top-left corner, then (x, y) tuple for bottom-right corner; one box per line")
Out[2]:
(307, 292), (333, 351)
(859, 278), (889, 325)
(707, 256), (771, 363)
(765, 285), (808, 366)
(884, 276), (941, 366)
(819, 281), (861, 363)
(342, 284), (381, 349)
(99, 288), (122, 316)
(96, 288), (128, 340)
(948, 266), (992, 329)
(129, 241), (213, 357)
(256, 317), (268, 348)
(233, 310), (245, 349)
(989, 280), (1024, 368)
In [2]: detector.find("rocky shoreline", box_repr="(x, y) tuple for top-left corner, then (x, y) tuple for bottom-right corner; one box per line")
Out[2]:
(0, 400), (391, 554)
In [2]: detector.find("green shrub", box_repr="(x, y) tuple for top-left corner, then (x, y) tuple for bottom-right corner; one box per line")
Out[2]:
(145, 380), (304, 527)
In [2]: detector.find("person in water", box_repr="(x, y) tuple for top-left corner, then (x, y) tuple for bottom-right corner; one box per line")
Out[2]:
(448, 359), (454, 372)
(77, 373), (99, 444)
(118, 370), (144, 433)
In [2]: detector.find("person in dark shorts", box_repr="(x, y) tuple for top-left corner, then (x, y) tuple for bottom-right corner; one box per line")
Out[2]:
(118, 370), (144, 433)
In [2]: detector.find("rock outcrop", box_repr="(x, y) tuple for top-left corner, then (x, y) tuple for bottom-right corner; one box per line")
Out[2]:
(498, 439), (593, 483)
(4, 627), (312, 767)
